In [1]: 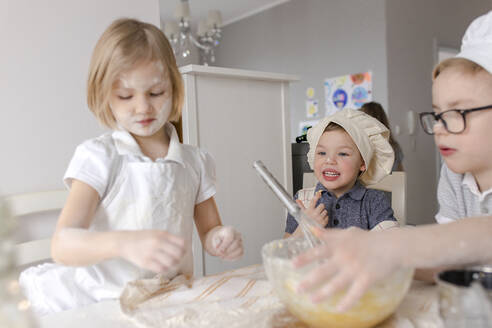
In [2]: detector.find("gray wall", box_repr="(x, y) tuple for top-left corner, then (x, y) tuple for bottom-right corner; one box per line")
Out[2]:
(2, 0), (160, 195)
(3, 0), (160, 241)
(214, 0), (388, 142)
(385, 0), (492, 225)
(214, 0), (492, 225)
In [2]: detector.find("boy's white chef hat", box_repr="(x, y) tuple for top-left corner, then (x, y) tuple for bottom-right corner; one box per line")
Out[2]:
(457, 10), (492, 74)
(306, 108), (395, 185)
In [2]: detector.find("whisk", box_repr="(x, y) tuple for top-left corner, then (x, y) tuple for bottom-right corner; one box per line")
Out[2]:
(253, 160), (323, 248)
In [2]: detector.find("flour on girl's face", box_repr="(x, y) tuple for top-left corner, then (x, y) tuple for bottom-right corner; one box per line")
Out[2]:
(110, 61), (173, 137)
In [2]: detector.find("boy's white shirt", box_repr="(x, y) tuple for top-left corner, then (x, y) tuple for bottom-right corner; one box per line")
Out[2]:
(19, 123), (216, 315)
(462, 172), (492, 201)
(435, 164), (492, 224)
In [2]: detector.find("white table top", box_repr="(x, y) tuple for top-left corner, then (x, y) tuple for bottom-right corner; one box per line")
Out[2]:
(39, 300), (138, 328)
(37, 265), (442, 328)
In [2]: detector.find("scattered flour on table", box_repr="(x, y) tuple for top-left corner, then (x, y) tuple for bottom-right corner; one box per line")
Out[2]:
(129, 295), (305, 328)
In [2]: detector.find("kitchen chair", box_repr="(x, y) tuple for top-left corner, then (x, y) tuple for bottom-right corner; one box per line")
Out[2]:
(303, 171), (406, 225)
(5, 190), (68, 267)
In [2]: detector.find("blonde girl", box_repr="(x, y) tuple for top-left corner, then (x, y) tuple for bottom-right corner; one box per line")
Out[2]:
(20, 18), (243, 315)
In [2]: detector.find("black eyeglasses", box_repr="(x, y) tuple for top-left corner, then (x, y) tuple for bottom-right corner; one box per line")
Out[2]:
(419, 104), (492, 135)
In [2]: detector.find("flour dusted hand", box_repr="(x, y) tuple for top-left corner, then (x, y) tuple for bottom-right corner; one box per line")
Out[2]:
(296, 190), (328, 227)
(121, 230), (186, 273)
(293, 227), (402, 311)
(205, 226), (243, 260)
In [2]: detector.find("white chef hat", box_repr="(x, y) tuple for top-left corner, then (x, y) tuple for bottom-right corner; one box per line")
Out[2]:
(456, 10), (492, 74)
(306, 108), (395, 185)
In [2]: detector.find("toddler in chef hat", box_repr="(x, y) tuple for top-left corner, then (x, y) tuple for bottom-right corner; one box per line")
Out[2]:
(284, 108), (398, 238)
(291, 11), (492, 311)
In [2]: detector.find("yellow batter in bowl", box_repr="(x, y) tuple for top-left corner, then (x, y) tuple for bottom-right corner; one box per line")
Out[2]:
(262, 238), (413, 328)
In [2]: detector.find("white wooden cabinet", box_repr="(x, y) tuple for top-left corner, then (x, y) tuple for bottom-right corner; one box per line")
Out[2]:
(180, 65), (298, 276)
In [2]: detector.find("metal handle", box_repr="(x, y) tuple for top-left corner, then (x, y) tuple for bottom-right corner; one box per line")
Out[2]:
(253, 160), (323, 247)
(252, 160), (300, 217)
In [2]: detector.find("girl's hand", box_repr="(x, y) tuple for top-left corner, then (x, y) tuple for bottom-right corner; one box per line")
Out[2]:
(292, 227), (401, 312)
(205, 226), (243, 260)
(120, 230), (186, 273)
(297, 190), (329, 227)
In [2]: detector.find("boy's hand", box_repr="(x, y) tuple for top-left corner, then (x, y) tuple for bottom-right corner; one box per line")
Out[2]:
(297, 190), (329, 227)
(205, 226), (243, 260)
(121, 230), (186, 273)
(293, 227), (401, 312)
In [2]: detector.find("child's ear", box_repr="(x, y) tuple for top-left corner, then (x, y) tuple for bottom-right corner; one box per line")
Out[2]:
(360, 162), (366, 173)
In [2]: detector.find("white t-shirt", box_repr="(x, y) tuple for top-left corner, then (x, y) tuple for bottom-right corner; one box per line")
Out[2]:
(435, 164), (492, 224)
(19, 123), (216, 315)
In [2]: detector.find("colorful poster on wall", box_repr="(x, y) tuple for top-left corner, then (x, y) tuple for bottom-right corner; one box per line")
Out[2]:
(298, 119), (319, 137)
(305, 87), (319, 118)
(324, 71), (372, 115)
(306, 99), (319, 118)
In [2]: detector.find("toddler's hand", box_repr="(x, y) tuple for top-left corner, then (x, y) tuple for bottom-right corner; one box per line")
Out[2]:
(297, 190), (328, 227)
(121, 230), (186, 273)
(205, 226), (243, 260)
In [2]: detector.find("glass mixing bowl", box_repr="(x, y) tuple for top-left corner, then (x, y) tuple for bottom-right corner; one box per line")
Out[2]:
(262, 237), (414, 328)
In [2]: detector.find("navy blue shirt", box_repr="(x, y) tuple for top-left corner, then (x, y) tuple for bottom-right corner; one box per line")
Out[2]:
(285, 181), (396, 233)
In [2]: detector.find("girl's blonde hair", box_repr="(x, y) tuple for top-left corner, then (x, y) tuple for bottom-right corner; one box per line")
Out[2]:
(87, 18), (183, 128)
(432, 57), (484, 80)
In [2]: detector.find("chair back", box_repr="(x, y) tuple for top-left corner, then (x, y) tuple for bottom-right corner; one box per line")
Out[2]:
(368, 172), (406, 225)
(4, 190), (68, 267)
(302, 172), (406, 225)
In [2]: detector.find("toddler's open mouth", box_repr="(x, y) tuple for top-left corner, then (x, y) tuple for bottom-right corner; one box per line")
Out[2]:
(322, 169), (340, 181)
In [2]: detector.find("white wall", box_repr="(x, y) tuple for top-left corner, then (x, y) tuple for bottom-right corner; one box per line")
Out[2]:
(214, 0), (388, 142)
(2, 0), (160, 239)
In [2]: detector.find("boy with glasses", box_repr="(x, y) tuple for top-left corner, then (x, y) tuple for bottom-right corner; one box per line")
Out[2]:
(411, 24), (492, 281)
(423, 56), (492, 225)
(291, 10), (492, 311)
